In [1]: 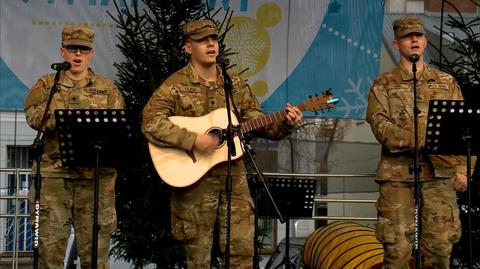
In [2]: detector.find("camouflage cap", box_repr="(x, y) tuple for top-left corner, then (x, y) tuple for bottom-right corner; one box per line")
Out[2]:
(393, 16), (426, 38)
(183, 19), (218, 40)
(62, 25), (95, 48)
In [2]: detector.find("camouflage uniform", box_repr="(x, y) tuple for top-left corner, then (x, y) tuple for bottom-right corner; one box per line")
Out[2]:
(24, 25), (125, 269)
(366, 61), (466, 268)
(142, 62), (292, 268)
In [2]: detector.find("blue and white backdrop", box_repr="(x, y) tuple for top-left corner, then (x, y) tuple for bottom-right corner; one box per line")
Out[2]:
(0, 0), (385, 119)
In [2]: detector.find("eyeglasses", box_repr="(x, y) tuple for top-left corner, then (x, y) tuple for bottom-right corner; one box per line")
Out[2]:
(64, 45), (92, 54)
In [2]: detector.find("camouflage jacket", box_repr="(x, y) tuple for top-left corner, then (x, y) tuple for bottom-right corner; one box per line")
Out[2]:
(366, 63), (470, 181)
(24, 68), (125, 178)
(142, 63), (292, 174)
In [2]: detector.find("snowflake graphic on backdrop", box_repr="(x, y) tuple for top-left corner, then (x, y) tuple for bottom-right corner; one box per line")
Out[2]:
(334, 77), (373, 119)
(225, 16), (270, 78)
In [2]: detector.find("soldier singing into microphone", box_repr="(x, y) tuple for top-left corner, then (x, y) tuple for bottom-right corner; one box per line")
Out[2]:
(24, 25), (125, 269)
(365, 16), (472, 269)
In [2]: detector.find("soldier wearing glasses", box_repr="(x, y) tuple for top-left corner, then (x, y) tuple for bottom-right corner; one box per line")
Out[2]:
(24, 25), (125, 269)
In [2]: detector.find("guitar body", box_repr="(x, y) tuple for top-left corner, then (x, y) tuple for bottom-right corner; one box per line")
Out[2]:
(148, 108), (243, 188)
(148, 91), (338, 188)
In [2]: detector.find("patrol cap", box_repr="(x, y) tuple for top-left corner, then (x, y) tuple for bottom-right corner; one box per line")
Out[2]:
(393, 16), (426, 38)
(183, 19), (218, 40)
(62, 25), (95, 49)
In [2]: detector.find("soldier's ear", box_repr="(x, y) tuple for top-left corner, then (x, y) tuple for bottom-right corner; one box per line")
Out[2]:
(183, 41), (192, 55)
(392, 39), (399, 50)
(60, 47), (67, 58)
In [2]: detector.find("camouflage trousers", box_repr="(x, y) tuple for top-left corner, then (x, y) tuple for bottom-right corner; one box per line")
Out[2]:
(171, 173), (254, 269)
(376, 179), (461, 269)
(29, 175), (117, 269)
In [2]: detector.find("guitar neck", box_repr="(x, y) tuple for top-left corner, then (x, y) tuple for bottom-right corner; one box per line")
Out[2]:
(240, 104), (306, 133)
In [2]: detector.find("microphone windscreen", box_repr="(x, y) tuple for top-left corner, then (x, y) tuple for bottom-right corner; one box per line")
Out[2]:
(409, 54), (420, 63)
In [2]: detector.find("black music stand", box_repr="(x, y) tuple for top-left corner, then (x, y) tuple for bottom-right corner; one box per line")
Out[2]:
(257, 177), (316, 269)
(54, 109), (136, 269)
(425, 100), (480, 269)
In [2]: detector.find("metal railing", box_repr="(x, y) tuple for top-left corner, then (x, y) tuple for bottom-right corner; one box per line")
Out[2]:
(0, 170), (378, 269)
(0, 168), (32, 269)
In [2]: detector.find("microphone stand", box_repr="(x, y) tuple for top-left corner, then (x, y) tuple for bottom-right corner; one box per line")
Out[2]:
(462, 128), (473, 269)
(219, 60), (285, 269)
(219, 59), (236, 269)
(31, 69), (62, 269)
(408, 54), (422, 269)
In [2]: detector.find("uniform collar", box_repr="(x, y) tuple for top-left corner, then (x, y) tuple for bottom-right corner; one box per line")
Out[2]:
(58, 68), (96, 88)
(395, 63), (439, 82)
(186, 62), (225, 87)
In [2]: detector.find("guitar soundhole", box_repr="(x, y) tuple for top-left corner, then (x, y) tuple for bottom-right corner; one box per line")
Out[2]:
(207, 128), (225, 148)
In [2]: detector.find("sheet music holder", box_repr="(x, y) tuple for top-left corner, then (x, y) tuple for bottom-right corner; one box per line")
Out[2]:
(256, 177), (316, 219)
(425, 100), (480, 155)
(55, 109), (138, 168)
(425, 99), (480, 269)
(54, 108), (137, 269)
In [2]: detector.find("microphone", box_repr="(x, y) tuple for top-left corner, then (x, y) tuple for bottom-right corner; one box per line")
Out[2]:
(50, 62), (71, 71)
(216, 55), (230, 68)
(409, 54), (420, 63)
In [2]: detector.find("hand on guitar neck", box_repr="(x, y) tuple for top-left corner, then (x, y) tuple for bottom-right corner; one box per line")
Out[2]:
(285, 103), (303, 127)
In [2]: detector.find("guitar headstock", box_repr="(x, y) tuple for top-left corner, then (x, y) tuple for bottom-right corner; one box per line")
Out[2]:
(299, 89), (339, 114)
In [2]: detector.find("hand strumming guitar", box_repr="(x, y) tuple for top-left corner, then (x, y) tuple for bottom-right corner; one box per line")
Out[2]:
(194, 133), (219, 153)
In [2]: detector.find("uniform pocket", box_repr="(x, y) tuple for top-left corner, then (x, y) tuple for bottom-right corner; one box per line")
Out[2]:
(176, 87), (204, 116)
(171, 208), (198, 242)
(98, 206), (117, 234)
(376, 215), (396, 243)
(98, 174), (117, 234)
(388, 86), (412, 119)
(448, 204), (462, 244)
